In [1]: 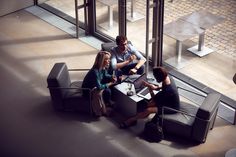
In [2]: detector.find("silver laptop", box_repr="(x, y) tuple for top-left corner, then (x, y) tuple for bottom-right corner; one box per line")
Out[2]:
(131, 73), (159, 100)
(128, 74), (150, 100)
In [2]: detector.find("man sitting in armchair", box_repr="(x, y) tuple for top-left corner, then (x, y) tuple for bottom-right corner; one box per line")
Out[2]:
(110, 35), (146, 75)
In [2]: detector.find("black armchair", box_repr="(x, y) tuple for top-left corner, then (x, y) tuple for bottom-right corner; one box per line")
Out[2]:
(47, 62), (95, 114)
(101, 41), (133, 52)
(233, 73), (236, 84)
(101, 42), (117, 52)
(160, 87), (221, 143)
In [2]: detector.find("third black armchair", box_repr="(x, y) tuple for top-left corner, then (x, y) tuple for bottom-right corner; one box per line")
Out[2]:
(160, 87), (221, 143)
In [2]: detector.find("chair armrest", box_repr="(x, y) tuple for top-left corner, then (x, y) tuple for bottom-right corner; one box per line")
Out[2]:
(48, 86), (96, 100)
(47, 86), (92, 97)
(162, 106), (196, 119)
(177, 86), (207, 106)
(177, 86), (205, 98)
(161, 106), (194, 126)
(48, 86), (96, 115)
(68, 68), (90, 71)
(161, 106), (209, 126)
(48, 86), (90, 90)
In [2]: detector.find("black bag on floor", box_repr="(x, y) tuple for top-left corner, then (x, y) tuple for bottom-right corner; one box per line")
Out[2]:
(143, 118), (163, 142)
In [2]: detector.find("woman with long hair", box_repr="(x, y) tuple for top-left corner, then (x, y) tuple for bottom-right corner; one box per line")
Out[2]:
(82, 51), (117, 116)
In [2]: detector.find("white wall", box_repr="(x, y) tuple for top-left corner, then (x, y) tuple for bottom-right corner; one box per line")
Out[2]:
(0, 0), (34, 16)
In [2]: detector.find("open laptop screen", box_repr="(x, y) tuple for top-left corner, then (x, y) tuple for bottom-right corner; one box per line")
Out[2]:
(133, 74), (160, 100)
(133, 73), (147, 91)
(123, 74), (142, 83)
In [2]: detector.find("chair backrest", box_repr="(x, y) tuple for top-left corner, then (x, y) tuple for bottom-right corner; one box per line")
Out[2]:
(101, 42), (117, 52)
(101, 41), (133, 52)
(233, 73), (236, 84)
(192, 93), (221, 142)
(47, 63), (71, 110)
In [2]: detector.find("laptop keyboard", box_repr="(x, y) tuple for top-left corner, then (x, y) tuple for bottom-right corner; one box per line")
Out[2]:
(139, 88), (149, 96)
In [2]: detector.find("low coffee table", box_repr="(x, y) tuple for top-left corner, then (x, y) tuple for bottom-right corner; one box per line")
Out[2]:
(112, 82), (144, 117)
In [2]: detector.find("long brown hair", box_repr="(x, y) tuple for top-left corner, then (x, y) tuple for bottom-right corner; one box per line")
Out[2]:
(92, 51), (111, 70)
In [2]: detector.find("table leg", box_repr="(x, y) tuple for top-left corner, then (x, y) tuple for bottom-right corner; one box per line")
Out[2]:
(188, 30), (214, 57)
(165, 39), (189, 69)
(198, 31), (205, 51)
(131, 0), (135, 18)
(98, 3), (117, 31)
(176, 40), (182, 63)
(234, 110), (236, 125)
(108, 5), (113, 28)
(126, 0), (144, 22)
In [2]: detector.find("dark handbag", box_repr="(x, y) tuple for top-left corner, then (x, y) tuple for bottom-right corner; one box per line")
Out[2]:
(143, 117), (163, 142)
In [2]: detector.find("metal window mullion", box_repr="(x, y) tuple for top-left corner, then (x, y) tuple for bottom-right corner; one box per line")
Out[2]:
(145, 0), (150, 77)
(84, 0), (89, 35)
(119, 0), (126, 36)
(152, 0), (164, 67)
(146, 0), (156, 77)
(75, 0), (79, 38)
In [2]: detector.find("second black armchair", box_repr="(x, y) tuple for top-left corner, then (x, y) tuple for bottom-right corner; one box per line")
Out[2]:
(47, 62), (95, 114)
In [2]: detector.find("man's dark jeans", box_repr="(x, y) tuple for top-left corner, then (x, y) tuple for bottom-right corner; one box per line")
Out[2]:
(121, 63), (145, 75)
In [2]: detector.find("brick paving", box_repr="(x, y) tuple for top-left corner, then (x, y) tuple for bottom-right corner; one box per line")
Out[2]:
(134, 0), (236, 58)
(45, 0), (236, 58)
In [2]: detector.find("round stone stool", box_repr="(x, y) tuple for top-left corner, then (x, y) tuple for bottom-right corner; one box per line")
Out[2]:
(225, 148), (236, 157)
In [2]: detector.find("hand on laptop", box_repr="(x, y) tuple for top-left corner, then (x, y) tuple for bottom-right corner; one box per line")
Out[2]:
(142, 81), (159, 90)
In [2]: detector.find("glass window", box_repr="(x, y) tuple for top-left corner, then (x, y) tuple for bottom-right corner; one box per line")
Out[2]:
(95, 0), (118, 39)
(37, 0), (85, 28)
(163, 0), (236, 101)
(126, 0), (149, 56)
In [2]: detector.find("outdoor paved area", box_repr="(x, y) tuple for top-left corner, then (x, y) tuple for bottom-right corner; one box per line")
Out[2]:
(134, 0), (236, 58)
(43, 0), (236, 58)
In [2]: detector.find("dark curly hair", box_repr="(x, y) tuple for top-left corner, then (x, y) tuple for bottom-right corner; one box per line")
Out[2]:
(153, 66), (168, 82)
(116, 35), (127, 45)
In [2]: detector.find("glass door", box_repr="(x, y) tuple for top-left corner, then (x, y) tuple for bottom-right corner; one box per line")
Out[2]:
(37, 0), (88, 37)
(126, 0), (147, 55)
(93, 0), (163, 68)
(94, 0), (119, 39)
(127, 0), (163, 68)
(162, 0), (236, 102)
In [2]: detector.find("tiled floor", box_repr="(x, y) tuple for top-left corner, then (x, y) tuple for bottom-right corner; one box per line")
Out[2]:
(0, 9), (236, 157)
